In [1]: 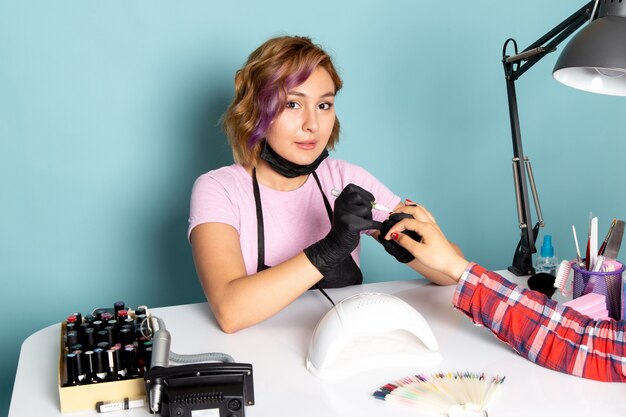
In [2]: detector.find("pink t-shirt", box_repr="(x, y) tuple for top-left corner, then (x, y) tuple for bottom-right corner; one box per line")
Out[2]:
(188, 158), (401, 276)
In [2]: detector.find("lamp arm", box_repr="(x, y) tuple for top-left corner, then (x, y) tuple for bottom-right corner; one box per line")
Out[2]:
(512, 2), (594, 80)
(502, 1), (594, 276)
(525, 158), (544, 227)
(524, 1), (595, 52)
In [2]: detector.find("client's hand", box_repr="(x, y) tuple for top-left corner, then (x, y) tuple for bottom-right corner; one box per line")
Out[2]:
(378, 213), (420, 263)
(304, 184), (382, 275)
(381, 205), (469, 281)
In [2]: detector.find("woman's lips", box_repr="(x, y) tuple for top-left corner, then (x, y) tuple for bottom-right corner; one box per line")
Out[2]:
(295, 141), (317, 150)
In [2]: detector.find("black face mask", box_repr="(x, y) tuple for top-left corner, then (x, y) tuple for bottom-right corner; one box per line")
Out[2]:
(259, 140), (329, 178)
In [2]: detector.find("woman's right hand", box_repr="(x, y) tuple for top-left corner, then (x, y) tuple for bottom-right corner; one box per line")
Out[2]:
(382, 204), (469, 281)
(304, 183), (382, 275)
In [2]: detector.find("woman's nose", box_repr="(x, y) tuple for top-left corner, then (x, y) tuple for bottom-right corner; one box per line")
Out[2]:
(302, 107), (318, 132)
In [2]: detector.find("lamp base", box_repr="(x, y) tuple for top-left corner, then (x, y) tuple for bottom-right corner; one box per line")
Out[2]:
(508, 234), (537, 276)
(508, 264), (535, 277)
(509, 222), (541, 276)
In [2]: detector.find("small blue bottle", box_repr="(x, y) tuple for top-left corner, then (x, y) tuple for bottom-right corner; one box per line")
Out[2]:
(535, 235), (559, 276)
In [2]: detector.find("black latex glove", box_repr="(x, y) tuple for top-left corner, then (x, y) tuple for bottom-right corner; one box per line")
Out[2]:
(378, 213), (422, 263)
(304, 184), (383, 275)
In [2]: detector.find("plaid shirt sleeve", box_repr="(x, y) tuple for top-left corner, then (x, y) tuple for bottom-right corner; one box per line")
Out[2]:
(452, 263), (626, 382)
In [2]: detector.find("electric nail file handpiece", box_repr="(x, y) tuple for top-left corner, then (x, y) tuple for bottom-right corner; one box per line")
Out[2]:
(149, 318), (171, 414)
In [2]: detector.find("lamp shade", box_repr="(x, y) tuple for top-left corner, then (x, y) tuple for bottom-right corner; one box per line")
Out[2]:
(553, 2), (626, 96)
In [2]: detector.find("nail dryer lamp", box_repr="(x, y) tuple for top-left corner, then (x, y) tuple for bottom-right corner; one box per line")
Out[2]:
(306, 293), (442, 380)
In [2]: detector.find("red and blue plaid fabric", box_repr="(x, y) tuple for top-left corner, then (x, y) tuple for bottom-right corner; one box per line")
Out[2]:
(453, 263), (626, 382)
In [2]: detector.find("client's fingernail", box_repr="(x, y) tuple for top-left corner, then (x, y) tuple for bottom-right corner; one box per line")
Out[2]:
(391, 232), (399, 241)
(406, 198), (414, 203)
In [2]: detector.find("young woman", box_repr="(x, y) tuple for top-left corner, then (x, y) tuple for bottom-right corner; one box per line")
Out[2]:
(382, 204), (625, 382)
(188, 36), (462, 333)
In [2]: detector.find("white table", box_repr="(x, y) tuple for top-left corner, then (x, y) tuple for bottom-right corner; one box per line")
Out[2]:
(9, 272), (626, 416)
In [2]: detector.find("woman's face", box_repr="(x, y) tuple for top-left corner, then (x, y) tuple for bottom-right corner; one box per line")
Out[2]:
(265, 66), (336, 165)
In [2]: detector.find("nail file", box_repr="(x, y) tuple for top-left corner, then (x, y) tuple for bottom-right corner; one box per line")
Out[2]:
(603, 220), (624, 260)
(572, 225), (582, 265)
(585, 212), (592, 270)
(589, 217), (598, 271)
(598, 218), (616, 256)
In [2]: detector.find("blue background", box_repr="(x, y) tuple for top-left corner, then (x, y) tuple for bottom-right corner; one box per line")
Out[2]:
(1, 1), (624, 414)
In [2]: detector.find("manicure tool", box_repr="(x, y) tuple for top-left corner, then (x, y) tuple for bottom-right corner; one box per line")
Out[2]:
(330, 189), (392, 212)
(603, 220), (625, 260)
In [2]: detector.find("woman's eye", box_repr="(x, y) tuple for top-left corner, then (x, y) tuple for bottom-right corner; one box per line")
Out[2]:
(286, 101), (300, 109)
(319, 102), (333, 110)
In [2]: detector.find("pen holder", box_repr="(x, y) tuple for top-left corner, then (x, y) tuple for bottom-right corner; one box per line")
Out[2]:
(572, 261), (624, 320)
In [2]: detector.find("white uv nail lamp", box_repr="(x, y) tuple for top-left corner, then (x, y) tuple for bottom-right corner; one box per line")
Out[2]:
(306, 292), (443, 380)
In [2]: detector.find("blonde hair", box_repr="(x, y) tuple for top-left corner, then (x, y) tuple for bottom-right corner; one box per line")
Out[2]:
(222, 36), (343, 166)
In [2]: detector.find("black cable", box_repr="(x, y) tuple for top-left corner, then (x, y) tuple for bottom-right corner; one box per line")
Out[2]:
(314, 284), (335, 307)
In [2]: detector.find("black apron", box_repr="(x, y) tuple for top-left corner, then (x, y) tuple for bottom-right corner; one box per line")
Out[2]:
(252, 168), (363, 288)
